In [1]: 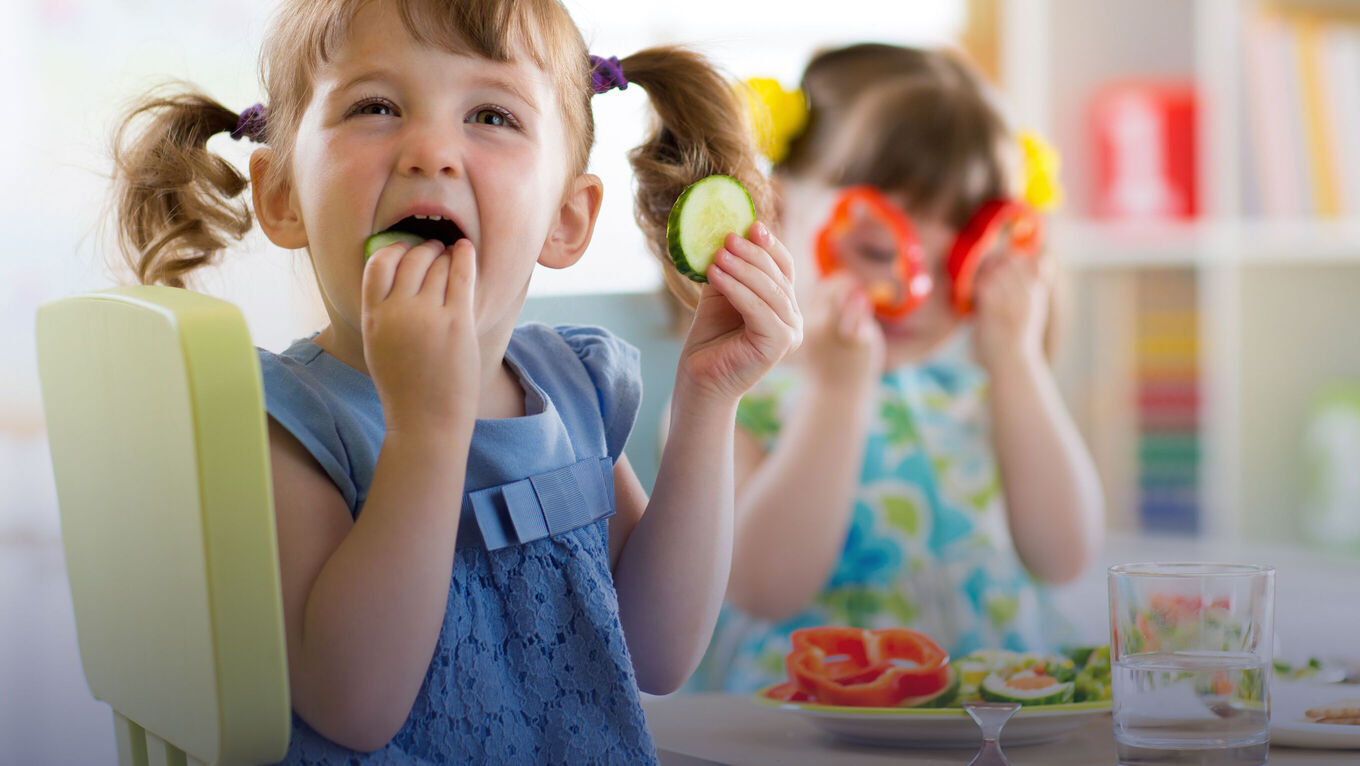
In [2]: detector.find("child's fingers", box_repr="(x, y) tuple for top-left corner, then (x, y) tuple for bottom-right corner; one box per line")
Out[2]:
(444, 238), (477, 308)
(712, 247), (799, 330)
(745, 220), (794, 281)
(1037, 252), (1056, 282)
(816, 274), (849, 309)
(838, 289), (869, 340)
(707, 263), (792, 342)
(710, 255), (804, 352)
(724, 231), (788, 291)
(973, 253), (1015, 294)
(391, 239), (445, 296)
(420, 253), (452, 302)
(362, 241), (411, 306)
(975, 255), (1043, 318)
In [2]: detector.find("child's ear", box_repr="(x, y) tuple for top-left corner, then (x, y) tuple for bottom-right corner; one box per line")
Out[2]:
(249, 148), (308, 249)
(538, 173), (604, 270)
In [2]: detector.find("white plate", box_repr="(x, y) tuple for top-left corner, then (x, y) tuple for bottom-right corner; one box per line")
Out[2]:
(1270, 681), (1360, 749)
(753, 687), (1111, 748)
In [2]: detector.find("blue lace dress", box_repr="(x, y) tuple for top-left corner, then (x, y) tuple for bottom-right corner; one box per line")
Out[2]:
(257, 323), (658, 764)
(690, 334), (1071, 693)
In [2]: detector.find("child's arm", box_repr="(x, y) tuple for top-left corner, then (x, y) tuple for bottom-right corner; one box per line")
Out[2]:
(973, 255), (1105, 584)
(610, 222), (801, 695)
(272, 240), (479, 752)
(724, 275), (883, 621)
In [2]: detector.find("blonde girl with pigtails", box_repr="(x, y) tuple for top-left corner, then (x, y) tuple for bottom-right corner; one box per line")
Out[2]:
(108, 0), (801, 761)
(691, 43), (1102, 693)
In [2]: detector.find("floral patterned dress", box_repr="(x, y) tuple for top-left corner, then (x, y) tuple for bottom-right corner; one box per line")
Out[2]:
(692, 335), (1071, 693)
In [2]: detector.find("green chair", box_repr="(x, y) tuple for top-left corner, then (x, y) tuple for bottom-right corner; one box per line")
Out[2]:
(36, 286), (290, 766)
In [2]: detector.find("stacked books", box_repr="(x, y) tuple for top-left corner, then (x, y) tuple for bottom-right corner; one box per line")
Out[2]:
(1243, 4), (1360, 219)
(1135, 271), (1200, 533)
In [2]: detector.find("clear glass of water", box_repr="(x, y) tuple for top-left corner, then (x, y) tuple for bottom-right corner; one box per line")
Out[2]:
(1108, 562), (1275, 766)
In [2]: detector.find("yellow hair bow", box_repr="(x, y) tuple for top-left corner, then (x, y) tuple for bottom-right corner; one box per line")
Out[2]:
(742, 77), (809, 165)
(1018, 130), (1063, 211)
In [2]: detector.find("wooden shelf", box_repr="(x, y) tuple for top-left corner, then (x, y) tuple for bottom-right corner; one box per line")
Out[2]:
(1236, 220), (1360, 263)
(1052, 219), (1360, 268)
(1052, 220), (1214, 268)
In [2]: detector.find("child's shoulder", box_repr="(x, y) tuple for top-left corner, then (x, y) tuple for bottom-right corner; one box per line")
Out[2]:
(511, 322), (639, 361)
(510, 322), (640, 382)
(256, 336), (375, 404)
(257, 335), (324, 372)
(256, 337), (380, 513)
(510, 323), (642, 462)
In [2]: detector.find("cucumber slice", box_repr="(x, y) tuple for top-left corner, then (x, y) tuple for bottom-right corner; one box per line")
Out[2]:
(364, 230), (426, 260)
(979, 671), (1075, 705)
(665, 174), (756, 283)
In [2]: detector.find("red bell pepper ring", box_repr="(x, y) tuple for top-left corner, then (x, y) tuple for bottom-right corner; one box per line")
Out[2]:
(763, 681), (812, 702)
(785, 626), (951, 707)
(814, 187), (931, 320)
(945, 199), (1044, 315)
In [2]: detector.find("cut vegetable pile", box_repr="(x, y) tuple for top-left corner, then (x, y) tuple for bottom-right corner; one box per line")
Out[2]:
(764, 626), (1112, 708)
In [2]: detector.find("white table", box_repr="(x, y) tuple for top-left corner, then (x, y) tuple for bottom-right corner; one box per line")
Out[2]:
(643, 534), (1360, 765)
(642, 694), (1353, 766)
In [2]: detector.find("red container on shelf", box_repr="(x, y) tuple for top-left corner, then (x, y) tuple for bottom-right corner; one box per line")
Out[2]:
(1091, 81), (1198, 220)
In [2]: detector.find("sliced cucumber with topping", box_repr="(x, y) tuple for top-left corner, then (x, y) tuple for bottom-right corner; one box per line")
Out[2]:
(666, 174), (756, 283)
(364, 231), (426, 260)
(979, 671), (1075, 705)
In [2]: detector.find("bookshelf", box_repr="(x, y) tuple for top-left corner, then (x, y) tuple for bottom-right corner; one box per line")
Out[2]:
(998, 0), (1360, 545)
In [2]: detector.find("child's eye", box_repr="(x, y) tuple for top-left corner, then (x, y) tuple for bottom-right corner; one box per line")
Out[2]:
(858, 245), (898, 264)
(468, 106), (518, 128)
(351, 98), (397, 117)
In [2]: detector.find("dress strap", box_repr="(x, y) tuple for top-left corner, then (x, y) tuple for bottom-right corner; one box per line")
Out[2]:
(458, 456), (616, 550)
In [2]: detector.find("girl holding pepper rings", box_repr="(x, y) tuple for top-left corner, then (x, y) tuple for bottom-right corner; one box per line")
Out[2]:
(691, 44), (1104, 694)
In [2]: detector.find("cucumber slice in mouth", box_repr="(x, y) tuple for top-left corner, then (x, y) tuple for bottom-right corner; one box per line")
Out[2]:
(666, 174), (756, 283)
(363, 215), (466, 259)
(364, 231), (425, 259)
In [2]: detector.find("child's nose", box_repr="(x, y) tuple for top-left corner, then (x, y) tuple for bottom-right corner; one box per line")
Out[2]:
(396, 120), (461, 178)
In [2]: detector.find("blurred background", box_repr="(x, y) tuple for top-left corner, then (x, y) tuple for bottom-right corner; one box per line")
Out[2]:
(3, 0), (1360, 763)
(5, 0), (1359, 551)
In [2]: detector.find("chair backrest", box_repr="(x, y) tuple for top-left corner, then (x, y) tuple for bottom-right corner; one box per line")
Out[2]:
(36, 286), (290, 766)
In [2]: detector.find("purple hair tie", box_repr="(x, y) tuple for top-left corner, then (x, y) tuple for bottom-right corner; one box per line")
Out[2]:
(230, 103), (268, 143)
(589, 55), (627, 95)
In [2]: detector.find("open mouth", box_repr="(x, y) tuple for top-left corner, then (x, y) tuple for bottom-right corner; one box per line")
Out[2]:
(383, 215), (466, 248)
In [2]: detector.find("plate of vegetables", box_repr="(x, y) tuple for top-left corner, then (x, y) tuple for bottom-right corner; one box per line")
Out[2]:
(754, 626), (1112, 747)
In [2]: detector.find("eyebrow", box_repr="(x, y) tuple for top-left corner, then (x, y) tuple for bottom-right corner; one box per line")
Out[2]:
(470, 73), (540, 115)
(332, 68), (397, 96)
(330, 67), (540, 115)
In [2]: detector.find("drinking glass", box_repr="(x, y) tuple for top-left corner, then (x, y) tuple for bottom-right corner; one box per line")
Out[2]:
(1108, 562), (1275, 766)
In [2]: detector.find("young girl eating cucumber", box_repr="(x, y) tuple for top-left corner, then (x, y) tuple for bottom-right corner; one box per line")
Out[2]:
(692, 43), (1104, 693)
(108, 0), (800, 760)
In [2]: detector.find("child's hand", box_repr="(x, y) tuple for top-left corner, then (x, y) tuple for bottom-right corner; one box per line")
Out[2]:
(361, 238), (481, 432)
(971, 252), (1051, 370)
(679, 221), (803, 405)
(803, 272), (884, 391)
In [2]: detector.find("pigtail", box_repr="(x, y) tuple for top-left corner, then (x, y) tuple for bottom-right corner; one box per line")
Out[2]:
(110, 84), (255, 288)
(619, 48), (772, 311)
